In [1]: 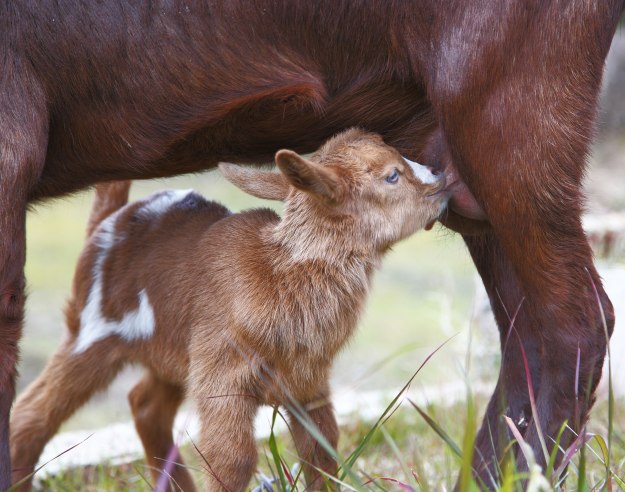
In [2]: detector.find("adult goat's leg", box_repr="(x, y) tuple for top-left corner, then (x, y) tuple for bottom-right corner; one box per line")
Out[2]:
(435, 110), (612, 485)
(0, 61), (47, 488)
(425, 7), (616, 481)
(0, 201), (26, 491)
(463, 232), (542, 486)
(473, 230), (612, 478)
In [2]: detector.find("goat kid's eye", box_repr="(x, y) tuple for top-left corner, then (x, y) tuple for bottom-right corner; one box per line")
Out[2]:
(385, 169), (399, 184)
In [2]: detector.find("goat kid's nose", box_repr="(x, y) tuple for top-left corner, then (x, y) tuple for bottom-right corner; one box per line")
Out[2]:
(402, 157), (441, 185)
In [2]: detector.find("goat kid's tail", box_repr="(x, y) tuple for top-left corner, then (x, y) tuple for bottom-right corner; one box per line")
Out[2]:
(86, 180), (131, 237)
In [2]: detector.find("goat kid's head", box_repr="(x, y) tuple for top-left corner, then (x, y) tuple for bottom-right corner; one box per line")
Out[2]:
(219, 128), (448, 251)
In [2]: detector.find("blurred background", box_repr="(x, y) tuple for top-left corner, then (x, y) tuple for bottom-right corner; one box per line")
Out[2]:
(18, 30), (625, 437)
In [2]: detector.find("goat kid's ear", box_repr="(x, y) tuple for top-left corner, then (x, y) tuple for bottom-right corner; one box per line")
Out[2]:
(275, 150), (343, 203)
(218, 163), (289, 201)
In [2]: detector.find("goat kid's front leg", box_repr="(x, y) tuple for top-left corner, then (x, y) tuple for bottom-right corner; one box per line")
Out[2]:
(285, 390), (339, 490)
(192, 377), (258, 492)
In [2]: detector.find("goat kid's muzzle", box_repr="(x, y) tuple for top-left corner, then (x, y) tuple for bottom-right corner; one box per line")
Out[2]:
(403, 157), (446, 196)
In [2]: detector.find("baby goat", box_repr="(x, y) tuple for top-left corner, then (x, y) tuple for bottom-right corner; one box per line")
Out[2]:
(10, 129), (447, 491)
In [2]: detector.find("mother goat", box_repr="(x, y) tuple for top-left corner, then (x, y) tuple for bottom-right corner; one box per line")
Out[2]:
(1, 1), (623, 488)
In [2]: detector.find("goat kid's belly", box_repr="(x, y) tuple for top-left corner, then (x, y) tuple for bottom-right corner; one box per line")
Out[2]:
(131, 338), (191, 387)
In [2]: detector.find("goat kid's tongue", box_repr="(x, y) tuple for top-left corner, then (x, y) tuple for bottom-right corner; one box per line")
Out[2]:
(425, 220), (436, 231)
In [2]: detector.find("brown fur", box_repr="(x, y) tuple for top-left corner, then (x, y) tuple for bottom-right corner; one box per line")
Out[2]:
(2, 2), (624, 487)
(10, 129), (447, 491)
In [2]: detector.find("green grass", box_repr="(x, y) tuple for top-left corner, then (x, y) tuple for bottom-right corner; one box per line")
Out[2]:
(32, 392), (625, 491)
(35, 462), (154, 491)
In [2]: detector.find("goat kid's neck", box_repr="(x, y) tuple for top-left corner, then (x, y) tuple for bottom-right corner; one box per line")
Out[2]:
(270, 199), (382, 269)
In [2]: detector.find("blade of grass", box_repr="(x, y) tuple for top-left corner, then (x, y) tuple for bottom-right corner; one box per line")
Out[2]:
(498, 458), (517, 492)
(459, 384), (477, 492)
(546, 420), (568, 479)
(289, 461), (305, 490)
(593, 433), (610, 467)
(132, 464), (155, 491)
(268, 407), (289, 492)
(280, 461), (294, 487)
(408, 449), (431, 492)
(285, 398), (365, 491)
(186, 430), (232, 492)
(351, 341), (428, 388)
(484, 415), (505, 488)
(560, 427), (625, 489)
(510, 328), (550, 466)
(503, 416), (534, 477)
(503, 416), (555, 491)
(155, 444), (181, 492)
(554, 429), (593, 479)
(361, 472), (390, 492)
(339, 334), (459, 479)
(409, 400), (462, 459)
(304, 462), (361, 492)
(587, 268), (614, 488)
(380, 426), (423, 491)
(577, 431), (588, 492)
(575, 344), (581, 430)
(7, 433), (94, 492)
(592, 434), (624, 489)
(363, 476), (416, 491)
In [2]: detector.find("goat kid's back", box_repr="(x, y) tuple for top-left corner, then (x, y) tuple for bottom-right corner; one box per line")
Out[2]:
(11, 129), (447, 491)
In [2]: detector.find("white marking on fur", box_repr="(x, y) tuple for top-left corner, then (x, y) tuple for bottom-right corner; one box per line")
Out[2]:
(73, 213), (156, 354)
(403, 158), (438, 184)
(138, 189), (194, 216)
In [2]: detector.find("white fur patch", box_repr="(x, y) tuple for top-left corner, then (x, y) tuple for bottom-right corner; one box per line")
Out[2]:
(403, 158), (439, 185)
(138, 189), (194, 217)
(73, 213), (156, 354)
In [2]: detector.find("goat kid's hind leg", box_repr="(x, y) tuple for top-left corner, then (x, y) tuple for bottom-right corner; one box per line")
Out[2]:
(129, 371), (196, 492)
(0, 61), (48, 489)
(10, 341), (124, 490)
(285, 390), (339, 491)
